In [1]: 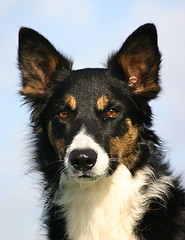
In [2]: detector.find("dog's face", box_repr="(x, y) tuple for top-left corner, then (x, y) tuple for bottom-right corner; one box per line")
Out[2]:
(45, 69), (140, 179)
(18, 24), (161, 182)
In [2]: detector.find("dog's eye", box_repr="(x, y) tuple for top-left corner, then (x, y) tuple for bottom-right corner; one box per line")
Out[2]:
(106, 108), (119, 118)
(58, 110), (68, 119)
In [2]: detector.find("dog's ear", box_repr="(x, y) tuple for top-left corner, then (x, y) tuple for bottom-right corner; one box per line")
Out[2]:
(18, 27), (72, 102)
(108, 24), (161, 100)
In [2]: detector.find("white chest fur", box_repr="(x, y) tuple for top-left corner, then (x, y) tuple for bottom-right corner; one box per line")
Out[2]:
(55, 165), (151, 240)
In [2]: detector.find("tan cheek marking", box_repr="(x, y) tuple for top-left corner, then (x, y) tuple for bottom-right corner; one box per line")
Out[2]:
(55, 138), (65, 156)
(65, 95), (77, 110)
(48, 121), (55, 146)
(96, 95), (109, 111)
(48, 121), (65, 156)
(109, 118), (138, 168)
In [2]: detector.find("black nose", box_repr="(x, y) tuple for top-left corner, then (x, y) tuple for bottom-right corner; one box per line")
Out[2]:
(69, 149), (97, 171)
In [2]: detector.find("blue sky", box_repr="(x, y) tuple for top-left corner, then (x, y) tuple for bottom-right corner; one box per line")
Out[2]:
(1, 1), (185, 239)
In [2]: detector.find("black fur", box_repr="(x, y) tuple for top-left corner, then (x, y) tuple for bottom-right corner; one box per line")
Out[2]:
(18, 24), (185, 240)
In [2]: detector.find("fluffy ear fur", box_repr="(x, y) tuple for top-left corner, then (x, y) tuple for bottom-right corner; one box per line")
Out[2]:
(18, 27), (72, 102)
(108, 23), (161, 100)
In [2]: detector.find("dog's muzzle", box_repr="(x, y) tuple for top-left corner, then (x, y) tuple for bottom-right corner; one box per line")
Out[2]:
(63, 128), (110, 179)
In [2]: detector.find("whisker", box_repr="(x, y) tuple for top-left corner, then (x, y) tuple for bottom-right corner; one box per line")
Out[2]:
(41, 159), (64, 168)
(109, 157), (121, 163)
(53, 167), (68, 182)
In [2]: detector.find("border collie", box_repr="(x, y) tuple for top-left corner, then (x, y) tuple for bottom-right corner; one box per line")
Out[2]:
(18, 24), (185, 240)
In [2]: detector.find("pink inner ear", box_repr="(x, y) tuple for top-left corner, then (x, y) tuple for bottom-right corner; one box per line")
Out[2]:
(128, 75), (145, 93)
(126, 58), (147, 93)
(128, 76), (138, 87)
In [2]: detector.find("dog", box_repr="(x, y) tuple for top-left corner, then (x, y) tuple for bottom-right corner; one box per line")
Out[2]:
(18, 24), (185, 240)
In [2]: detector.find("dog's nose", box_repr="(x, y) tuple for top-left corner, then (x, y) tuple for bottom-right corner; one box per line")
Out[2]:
(69, 149), (97, 171)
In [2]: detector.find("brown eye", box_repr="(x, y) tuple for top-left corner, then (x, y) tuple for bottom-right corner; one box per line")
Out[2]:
(58, 110), (68, 119)
(106, 108), (119, 118)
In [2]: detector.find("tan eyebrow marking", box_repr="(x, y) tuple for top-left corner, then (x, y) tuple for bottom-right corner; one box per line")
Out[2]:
(65, 95), (77, 110)
(96, 95), (109, 111)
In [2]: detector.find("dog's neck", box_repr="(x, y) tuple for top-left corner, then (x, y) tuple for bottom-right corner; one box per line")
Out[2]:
(54, 165), (150, 240)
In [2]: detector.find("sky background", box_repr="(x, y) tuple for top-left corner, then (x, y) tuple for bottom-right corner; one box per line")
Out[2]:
(1, 1), (185, 239)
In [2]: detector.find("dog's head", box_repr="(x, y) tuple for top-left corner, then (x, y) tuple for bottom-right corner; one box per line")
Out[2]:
(18, 24), (161, 182)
